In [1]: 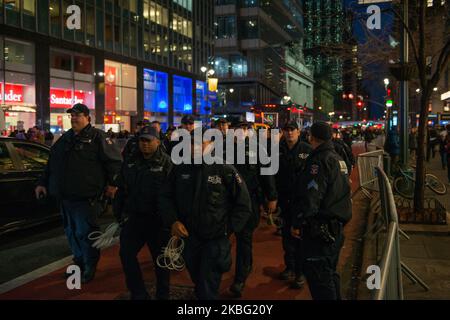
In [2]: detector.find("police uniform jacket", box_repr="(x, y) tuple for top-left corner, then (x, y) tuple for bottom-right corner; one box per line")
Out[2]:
(160, 163), (252, 240)
(291, 141), (352, 228)
(38, 124), (122, 201)
(275, 139), (313, 212)
(114, 147), (172, 219)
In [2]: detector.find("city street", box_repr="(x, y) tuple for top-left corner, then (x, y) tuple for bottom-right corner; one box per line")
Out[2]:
(0, 144), (368, 300)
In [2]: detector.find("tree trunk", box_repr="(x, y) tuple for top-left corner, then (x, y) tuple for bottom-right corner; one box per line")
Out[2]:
(413, 91), (430, 213)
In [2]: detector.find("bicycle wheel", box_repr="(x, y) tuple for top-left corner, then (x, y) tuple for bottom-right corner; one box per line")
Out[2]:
(425, 174), (447, 195)
(393, 176), (414, 199)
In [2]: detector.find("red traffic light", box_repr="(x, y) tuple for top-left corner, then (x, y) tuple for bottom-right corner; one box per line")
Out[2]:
(357, 101), (363, 108)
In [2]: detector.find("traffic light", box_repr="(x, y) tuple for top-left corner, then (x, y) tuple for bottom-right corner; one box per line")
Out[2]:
(357, 101), (363, 108)
(386, 99), (393, 107)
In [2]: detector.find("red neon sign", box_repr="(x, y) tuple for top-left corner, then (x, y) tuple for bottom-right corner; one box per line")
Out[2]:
(50, 88), (86, 108)
(1, 83), (24, 103)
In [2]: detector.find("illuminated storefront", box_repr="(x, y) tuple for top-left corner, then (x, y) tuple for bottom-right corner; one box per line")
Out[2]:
(0, 38), (36, 132)
(143, 68), (169, 131)
(50, 49), (95, 133)
(104, 60), (137, 132)
(173, 75), (192, 125)
(196, 80), (213, 123)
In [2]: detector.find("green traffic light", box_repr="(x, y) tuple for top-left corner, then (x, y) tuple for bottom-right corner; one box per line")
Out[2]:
(386, 100), (393, 107)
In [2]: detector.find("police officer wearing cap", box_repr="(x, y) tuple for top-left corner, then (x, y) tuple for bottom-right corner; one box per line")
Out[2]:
(332, 129), (354, 176)
(276, 120), (312, 288)
(228, 120), (278, 298)
(166, 115), (196, 155)
(35, 104), (122, 283)
(160, 128), (252, 300)
(115, 126), (172, 300)
(122, 119), (151, 161)
(291, 121), (352, 300)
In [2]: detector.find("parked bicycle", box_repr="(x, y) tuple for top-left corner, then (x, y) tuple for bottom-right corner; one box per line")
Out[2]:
(393, 166), (447, 199)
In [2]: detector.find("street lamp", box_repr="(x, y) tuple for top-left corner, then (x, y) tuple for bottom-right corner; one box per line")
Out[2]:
(201, 66), (217, 126)
(229, 88), (234, 94)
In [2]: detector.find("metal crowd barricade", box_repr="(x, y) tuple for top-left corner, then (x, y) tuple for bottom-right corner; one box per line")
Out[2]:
(355, 150), (384, 199)
(373, 167), (403, 300)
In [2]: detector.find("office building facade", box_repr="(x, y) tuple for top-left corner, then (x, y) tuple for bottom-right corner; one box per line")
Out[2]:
(0, 0), (214, 132)
(213, 0), (305, 113)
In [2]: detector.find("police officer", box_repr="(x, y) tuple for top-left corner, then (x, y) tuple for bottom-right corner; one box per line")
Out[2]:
(160, 129), (252, 300)
(122, 119), (151, 161)
(166, 115), (196, 155)
(229, 120), (278, 297)
(332, 129), (355, 176)
(115, 126), (172, 300)
(291, 121), (352, 300)
(216, 118), (230, 136)
(276, 121), (312, 288)
(35, 104), (122, 283)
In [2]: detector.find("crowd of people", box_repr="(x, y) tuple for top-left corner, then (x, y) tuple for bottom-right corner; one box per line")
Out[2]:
(2, 126), (55, 146)
(33, 103), (353, 301)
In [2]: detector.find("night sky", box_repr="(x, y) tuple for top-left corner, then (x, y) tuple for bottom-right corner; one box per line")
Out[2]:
(344, 0), (396, 120)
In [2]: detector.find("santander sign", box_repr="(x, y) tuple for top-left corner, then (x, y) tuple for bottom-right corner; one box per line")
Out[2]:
(2, 84), (24, 103)
(50, 94), (84, 106)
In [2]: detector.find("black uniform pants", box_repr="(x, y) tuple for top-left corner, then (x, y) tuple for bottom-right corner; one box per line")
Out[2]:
(280, 203), (303, 277)
(301, 224), (344, 300)
(119, 215), (170, 300)
(184, 235), (231, 300)
(234, 196), (259, 283)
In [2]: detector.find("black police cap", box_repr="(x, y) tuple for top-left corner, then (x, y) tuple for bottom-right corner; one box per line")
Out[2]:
(311, 121), (332, 141)
(181, 115), (195, 125)
(283, 121), (299, 130)
(66, 103), (90, 116)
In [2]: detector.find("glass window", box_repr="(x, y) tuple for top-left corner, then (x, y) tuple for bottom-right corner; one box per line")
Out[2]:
(13, 143), (49, 170)
(5, 0), (20, 26)
(144, 68), (168, 113)
(105, 60), (137, 114)
(96, 8), (104, 48)
(63, 0), (74, 40)
(86, 5), (95, 46)
(38, 0), (49, 34)
(4, 72), (36, 106)
(121, 64), (137, 88)
(105, 14), (113, 50)
(50, 0), (61, 37)
(23, 0), (36, 30)
(0, 143), (15, 171)
(51, 51), (72, 72)
(173, 75), (192, 114)
(231, 55), (248, 77)
(4, 39), (35, 72)
(74, 55), (93, 75)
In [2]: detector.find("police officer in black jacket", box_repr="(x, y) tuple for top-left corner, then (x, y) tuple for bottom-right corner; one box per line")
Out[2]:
(115, 126), (172, 300)
(35, 104), (122, 283)
(122, 119), (150, 161)
(275, 121), (312, 288)
(332, 129), (355, 176)
(228, 121), (278, 297)
(160, 129), (252, 300)
(291, 122), (352, 300)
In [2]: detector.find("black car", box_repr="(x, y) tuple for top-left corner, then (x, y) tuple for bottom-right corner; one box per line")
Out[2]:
(0, 137), (59, 235)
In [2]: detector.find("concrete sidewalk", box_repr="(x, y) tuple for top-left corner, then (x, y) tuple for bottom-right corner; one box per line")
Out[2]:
(400, 156), (450, 300)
